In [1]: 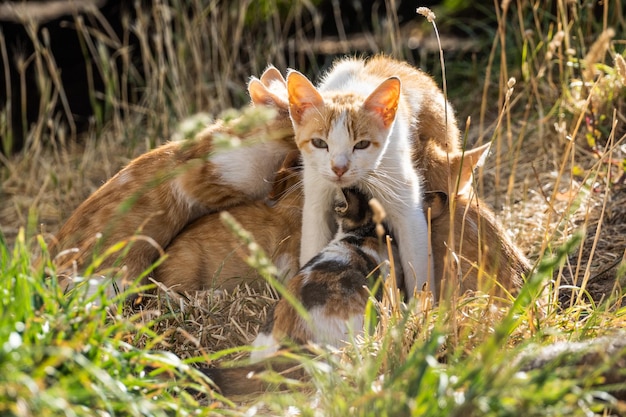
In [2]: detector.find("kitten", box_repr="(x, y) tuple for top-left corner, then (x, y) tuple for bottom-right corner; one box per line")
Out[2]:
(250, 186), (396, 360)
(196, 188), (445, 397)
(48, 67), (297, 294)
(153, 150), (302, 292)
(285, 55), (460, 297)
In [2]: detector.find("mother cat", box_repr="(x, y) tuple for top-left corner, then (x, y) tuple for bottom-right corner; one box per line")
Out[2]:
(285, 56), (460, 296)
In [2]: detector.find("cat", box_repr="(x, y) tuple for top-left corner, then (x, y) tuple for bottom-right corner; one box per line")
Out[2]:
(285, 55), (461, 297)
(152, 150), (303, 292)
(47, 66), (298, 295)
(418, 139), (529, 298)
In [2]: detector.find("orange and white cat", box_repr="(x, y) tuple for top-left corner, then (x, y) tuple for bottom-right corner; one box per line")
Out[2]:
(48, 67), (297, 294)
(285, 56), (460, 297)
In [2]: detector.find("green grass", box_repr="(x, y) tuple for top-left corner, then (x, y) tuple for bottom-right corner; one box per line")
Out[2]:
(0, 230), (228, 416)
(1, 224), (624, 415)
(1, 0), (625, 415)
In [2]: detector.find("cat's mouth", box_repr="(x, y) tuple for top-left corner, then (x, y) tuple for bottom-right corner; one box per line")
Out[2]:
(329, 175), (356, 187)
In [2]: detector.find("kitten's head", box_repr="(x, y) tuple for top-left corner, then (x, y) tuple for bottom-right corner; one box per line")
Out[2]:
(333, 188), (375, 233)
(286, 70), (401, 187)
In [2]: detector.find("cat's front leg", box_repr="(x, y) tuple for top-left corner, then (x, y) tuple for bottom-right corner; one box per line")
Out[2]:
(299, 176), (336, 266)
(392, 207), (434, 296)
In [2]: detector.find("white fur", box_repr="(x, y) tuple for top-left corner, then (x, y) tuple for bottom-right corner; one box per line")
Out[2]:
(273, 252), (299, 281)
(210, 141), (290, 200)
(299, 177), (337, 266)
(308, 306), (364, 347)
(250, 331), (280, 361)
(171, 176), (199, 212)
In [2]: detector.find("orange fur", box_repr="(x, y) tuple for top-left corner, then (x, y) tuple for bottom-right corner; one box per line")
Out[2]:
(153, 151), (302, 292)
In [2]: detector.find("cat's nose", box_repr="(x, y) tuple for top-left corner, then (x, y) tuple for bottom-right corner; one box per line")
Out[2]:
(332, 164), (349, 177)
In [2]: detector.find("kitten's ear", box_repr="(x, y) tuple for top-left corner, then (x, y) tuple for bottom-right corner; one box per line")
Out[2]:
(259, 65), (286, 88)
(333, 189), (349, 215)
(248, 77), (289, 113)
(423, 191), (448, 219)
(449, 142), (491, 196)
(363, 77), (401, 129)
(287, 70), (324, 125)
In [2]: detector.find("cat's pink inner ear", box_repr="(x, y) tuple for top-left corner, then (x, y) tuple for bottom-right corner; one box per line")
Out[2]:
(248, 78), (289, 112)
(287, 71), (323, 124)
(363, 77), (401, 129)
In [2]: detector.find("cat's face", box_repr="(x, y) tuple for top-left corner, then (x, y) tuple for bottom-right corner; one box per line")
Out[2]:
(286, 71), (401, 188)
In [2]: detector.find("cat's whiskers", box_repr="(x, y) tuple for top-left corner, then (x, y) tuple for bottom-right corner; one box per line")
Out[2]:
(362, 175), (409, 208)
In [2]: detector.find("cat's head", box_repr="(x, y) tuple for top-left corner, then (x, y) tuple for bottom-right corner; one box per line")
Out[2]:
(333, 188), (375, 233)
(286, 70), (401, 187)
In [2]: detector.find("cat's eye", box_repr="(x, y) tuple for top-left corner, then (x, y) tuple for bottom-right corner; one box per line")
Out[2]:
(354, 140), (371, 150)
(311, 138), (328, 149)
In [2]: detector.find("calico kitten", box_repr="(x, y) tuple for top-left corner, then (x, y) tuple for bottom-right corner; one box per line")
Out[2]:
(250, 187), (394, 360)
(285, 56), (461, 297)
(153, 150), (302, 292)
(49, 67), (297, 294)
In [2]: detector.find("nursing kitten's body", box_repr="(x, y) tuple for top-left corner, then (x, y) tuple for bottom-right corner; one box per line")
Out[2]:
(287, 56), (461, 297)
(251, 188), (390, 360)
(49, 68), (297, 292)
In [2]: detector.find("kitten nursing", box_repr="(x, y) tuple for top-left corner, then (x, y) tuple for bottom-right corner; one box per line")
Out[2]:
(251, 187), (393, 360)
(153, 150), (303, 291)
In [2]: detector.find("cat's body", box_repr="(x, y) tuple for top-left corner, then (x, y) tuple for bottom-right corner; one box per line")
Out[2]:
(286, 56), (461, 297)
(49, 67), (297, 293)
(250, 187), (391, 360)
(153, 151), (303, 292)
(429, 190), (528, 298)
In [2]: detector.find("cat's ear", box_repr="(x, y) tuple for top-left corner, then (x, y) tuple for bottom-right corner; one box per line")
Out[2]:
(259, 65), (286, 88)
(449, 142), (491, 196)
(287, 70), (324, 125)
(363, 77), (401, 129)
(248, 76), (289, 114)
